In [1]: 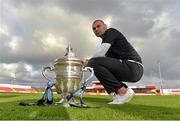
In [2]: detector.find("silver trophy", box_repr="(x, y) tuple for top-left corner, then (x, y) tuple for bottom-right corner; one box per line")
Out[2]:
(42, 44), (94, 107)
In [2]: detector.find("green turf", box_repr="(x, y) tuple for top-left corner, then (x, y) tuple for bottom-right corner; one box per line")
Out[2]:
(0, 92), (180, 120)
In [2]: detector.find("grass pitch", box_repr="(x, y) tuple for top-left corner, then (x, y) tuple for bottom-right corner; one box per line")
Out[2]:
(0, 92), (180, 120)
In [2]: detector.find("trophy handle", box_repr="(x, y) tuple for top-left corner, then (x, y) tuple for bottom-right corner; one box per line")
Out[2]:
(42, 66), (54, 80)
(82, 67), (94, 84)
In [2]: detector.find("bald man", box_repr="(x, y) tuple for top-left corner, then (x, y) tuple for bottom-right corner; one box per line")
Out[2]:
(85, 20), (144, 104)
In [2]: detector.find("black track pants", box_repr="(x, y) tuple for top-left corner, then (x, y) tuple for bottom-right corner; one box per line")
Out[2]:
(87, 57), (143, 94)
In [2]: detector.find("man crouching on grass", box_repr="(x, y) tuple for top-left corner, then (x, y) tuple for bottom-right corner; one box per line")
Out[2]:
(84, 20), (144, 104)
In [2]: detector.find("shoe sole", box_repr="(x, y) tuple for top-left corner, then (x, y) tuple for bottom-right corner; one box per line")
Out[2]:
(108, 102), (125, 105)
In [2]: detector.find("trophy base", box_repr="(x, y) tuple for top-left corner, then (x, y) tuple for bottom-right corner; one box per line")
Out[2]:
(69, 102), (88, 108)
(55, 98), (88, 108)
(55, 98), (70, 107)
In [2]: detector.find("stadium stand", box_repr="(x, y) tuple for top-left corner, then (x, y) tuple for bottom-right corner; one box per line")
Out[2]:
(0, 83), (37, 93)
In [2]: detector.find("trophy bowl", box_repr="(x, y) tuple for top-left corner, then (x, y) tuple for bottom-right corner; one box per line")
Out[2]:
(54, 57), (83, 106)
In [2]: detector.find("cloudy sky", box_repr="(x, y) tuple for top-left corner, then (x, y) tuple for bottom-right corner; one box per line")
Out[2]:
(0, 0), (180, 88)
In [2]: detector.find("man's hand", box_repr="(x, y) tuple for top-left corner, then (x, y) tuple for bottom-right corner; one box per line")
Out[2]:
(83, 59), (89, 67)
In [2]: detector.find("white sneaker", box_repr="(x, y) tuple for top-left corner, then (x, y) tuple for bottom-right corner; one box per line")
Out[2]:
(108, 95), (124, 104)
(124, 88), (135, 103)
(108, 88), (135, 105)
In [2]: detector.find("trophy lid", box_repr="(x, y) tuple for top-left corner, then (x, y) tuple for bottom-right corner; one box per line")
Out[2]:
(54, 43), (83, 65)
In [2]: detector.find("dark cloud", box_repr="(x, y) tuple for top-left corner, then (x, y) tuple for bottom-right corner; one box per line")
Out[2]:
(0, 0), (180, 88)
